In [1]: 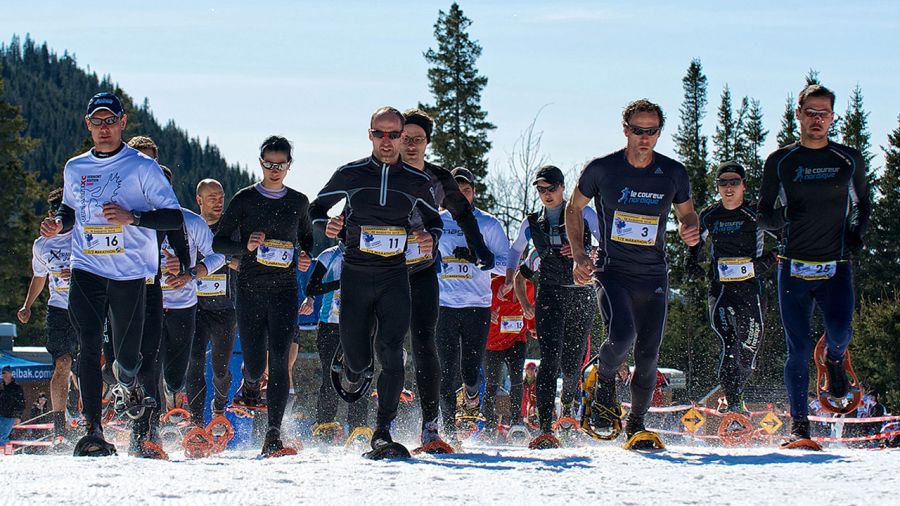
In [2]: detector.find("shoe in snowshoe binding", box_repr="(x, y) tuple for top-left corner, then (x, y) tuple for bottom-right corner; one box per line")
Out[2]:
(330, 344), (374, 403)
(580, 361), (624, 441)
(112, 382), (157, 420)
(780, 419), (822, 451)
(412, 421), (455, 455)
(364, 427), (410, 460)
(73, 423), (117, 457)
(814, 335), (861, 415)
(259, 428), (299, 459)
(228, 380), (267, 418)
(622, 414), (665, 451)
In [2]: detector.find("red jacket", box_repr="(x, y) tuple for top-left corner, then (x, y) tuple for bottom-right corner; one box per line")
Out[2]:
(487, 276), (535, 351)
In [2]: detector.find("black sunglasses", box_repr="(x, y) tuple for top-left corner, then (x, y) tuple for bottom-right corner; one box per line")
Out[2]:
(370, 129), (402, 140)
(626, 124), (661, 136)
(87, 115), (122, 126)
(716, 178), (742, 187)
(535, 184), (559, 194)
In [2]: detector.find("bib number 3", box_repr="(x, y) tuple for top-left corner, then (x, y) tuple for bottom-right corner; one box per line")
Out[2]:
(611, 211), (659, 246)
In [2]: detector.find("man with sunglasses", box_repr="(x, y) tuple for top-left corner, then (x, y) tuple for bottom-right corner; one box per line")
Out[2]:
(687, 162), (777, 414)
(213, 135), (313, 458)
(567, 99), (699, 450)
(503, 165), (601, 449)
(40, 92), (185, 456)
(758, 84), (870, 449)
(398, 109), (494, 452)
(310, 106), (443, 459)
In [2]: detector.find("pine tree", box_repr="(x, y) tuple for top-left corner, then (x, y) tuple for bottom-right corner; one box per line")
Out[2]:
(776, 94), (799, 147)
(712, 85), (736, 165)
(840, 85), (876, 187)
(420, 2), (496, 208)
(0, 77), (45, 345)
(672, 58), (711, 208)
(739, 99), (767, 200)
(857, 116), (900, 299)
(731, 96), (750, 165)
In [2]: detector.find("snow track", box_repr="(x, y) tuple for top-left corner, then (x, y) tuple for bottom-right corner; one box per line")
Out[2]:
(3, 443), (896, 505)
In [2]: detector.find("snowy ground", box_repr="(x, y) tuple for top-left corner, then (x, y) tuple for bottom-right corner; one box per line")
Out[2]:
(3, 440), (896, 505)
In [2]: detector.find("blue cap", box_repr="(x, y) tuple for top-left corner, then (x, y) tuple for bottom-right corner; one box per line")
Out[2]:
(86, 92), (123, 117)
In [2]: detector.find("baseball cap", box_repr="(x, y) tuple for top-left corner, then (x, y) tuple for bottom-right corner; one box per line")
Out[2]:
(86, 92), (124, 117)
(716, 161), (745, 179)
(451, 167), (475, 185)
(1, 366), (11, 374)
(533, 165), (565, 186)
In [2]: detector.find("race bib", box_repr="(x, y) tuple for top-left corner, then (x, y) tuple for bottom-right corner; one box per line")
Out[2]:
(145, 276), (155, 285)
(790, 259), (837, 280)
(611, 211), (659, 246)
(500, 315), (525, 333)
(440, 257), (473, 280)
(257, 239), (293, 268)
(83, 225), (124, 255)
(359, 226), (406, 257)
(197, 274), (227, 297)
(717, 257), (755, 282)
(405, 233), (432, 265)
(49, 271), (69, 292)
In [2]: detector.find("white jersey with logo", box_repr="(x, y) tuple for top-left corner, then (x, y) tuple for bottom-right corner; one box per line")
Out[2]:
(61, 145), (181, 281)
(316, 245), (344, 324)
(31, 231), (73, 309)
(438, 208), (509, 308)
(161, 209), (226, 310)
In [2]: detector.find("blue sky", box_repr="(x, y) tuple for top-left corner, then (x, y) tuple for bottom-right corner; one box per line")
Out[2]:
(3, 0), (899, 198)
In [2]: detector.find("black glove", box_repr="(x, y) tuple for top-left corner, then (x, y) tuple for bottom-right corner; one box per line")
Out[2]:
(752, 248), (779, 274)
(845, 226), (864, 253)
(684, 258), (706, 282)
(452, 246), (479, 265)
(473, 244), (496, 271)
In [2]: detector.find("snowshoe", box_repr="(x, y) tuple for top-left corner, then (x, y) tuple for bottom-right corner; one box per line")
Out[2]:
(454, 386), (485, 439)
(364, 428), (410, 460)
(112, 382), (157, 420)
(344, 426), (374, 451)
(160, 407), (192, 425)
(528, 432), (561, 450)
(228, 381), (267, 418)
(717, 412), (754, 447)
(312, 421), (346, 444)
(781, 419), (822, 451)
(506, 424), (532, 446)
(73, 424), (117, 457)
(814, 335), (861, 415)
(259, 428), (299, 459)
(183, 426), (216, 459)
(623, 415), (665, 451)
(330, 345), (375, 403)
(412, 422), (455, 455)
(580, 362), (624, 441)
(206, 415), (234, 453)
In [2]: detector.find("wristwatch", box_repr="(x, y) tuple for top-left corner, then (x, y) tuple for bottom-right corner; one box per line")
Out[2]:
(188, 267), (198, 280)
(131, 210), (142, 226)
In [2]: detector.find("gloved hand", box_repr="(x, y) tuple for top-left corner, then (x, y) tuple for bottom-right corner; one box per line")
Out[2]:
(473, 244), (495, 271)
(845, 226), (864, 254)
(752, 248), (779, 274)
(684, 257), (706, 282)
(452, 246), (479, 264)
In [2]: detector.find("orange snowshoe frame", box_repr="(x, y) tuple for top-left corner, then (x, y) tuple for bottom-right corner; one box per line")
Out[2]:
(814, 335), (862, 415)
(717, 412), (754, 447)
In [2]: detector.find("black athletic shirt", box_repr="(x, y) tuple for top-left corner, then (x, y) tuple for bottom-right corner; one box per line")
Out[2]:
(309, 156), (443, 270)
(692, 201), (775, 288)
(213, 185), (313, 291)
(758, 141), (870, 262)
(407, 161), (489, 274)
(198, 220), (237, 311)
(578, 149), (691, 276)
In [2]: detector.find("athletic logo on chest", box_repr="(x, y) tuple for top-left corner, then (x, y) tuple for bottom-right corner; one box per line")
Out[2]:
(79, 172), (123, 223)
(617, 186), (664, 205)
(793, 165), (840, 182)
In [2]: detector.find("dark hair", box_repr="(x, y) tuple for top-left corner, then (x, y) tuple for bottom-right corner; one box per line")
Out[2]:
(622, 99), (665, 129)
(260, 135), (293, 162)
(370, 106), (405, 128)
(160, 164), (173, 183)
(48, 188), (64, 209)
(798, 84), (836, 109)
(128, 135), (159, 158)
(403, 108), (434, 142)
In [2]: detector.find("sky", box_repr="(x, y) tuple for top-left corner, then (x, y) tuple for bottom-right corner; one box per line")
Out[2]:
(2, 0), (899, 199)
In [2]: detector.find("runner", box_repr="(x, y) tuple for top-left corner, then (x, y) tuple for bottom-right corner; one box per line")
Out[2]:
(687, 161), (777, 412)
(213, 135), (313, 457)
(501, 165), (601, 448)
(185, 179), (239, 428)
(18, 188), (77, 444)
(434, 168), (509, 438)
(303, 244), (370, 442)
(309, 106), (443, 459)
(757, 84), (870, 448)
(40, 92), (184, 456)
(568, 99), (699, 450)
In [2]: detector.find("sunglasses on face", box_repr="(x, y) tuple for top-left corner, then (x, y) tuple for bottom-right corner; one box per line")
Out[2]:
(370, 129), (403, 140)
(802, 109), (833, 121)
(536, 184), (559, 194)
(402, 135), (427, 146)
(716, 178), (742, 187)
(259, 159), (291, 171)
(626, 124), (661, 136)
(87, 115), (122, 126)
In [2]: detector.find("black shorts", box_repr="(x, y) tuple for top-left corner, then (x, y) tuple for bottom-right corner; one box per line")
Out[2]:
(46, 305), (78, 361)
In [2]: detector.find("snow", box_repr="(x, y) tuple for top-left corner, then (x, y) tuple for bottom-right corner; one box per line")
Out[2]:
(3, 441), (897, 505)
